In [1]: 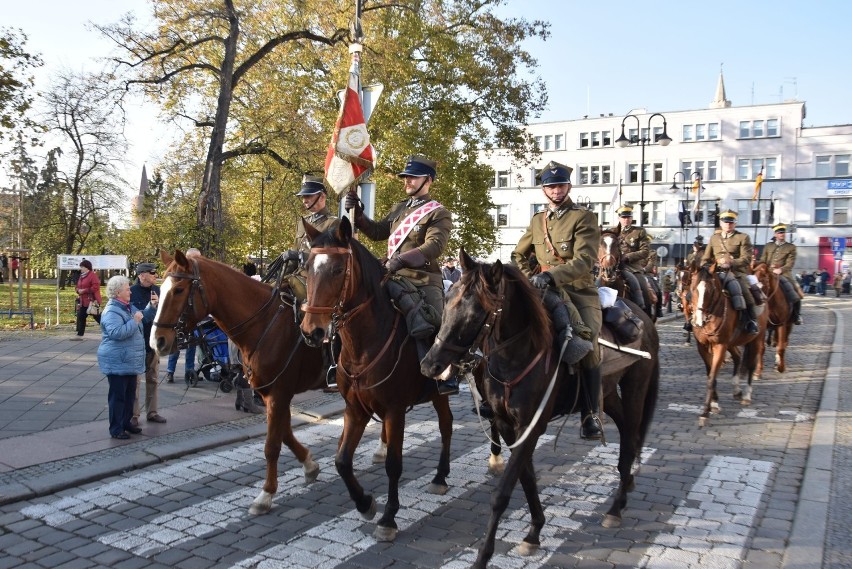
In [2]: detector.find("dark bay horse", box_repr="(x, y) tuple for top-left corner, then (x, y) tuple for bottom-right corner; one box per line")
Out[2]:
(299, 217), (454, 543)
(151, 251), (326, 515)
(753, 262), (793, 375)
(689, 264), (768, 425)
(421, 249), (659, 569)
(597, 229), (656, 322)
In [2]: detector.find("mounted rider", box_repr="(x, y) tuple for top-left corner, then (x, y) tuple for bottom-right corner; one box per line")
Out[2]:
(611, 205), (656, 314)
(759, 223), (803, 325)
(511, 161), (602, 440)
(686, 235), (706, 268)
(345, 155), (458, 395)
(700, 209), (761, 335)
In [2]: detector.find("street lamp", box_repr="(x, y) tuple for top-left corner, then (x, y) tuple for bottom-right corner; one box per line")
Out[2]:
(259, 172), (273, 276)
(615, 112), (672, 226)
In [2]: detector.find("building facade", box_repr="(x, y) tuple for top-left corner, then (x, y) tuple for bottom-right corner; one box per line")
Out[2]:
(481, 74), (852, 272)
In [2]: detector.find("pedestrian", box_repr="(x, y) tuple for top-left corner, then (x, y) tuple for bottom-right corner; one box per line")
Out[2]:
(512, 160), (602, 440)
(834, 271), (843, 298)
(97, 275), (146, 439)
(843, 271), (851, 295)
(165, 248), (201, 384)
(10, 256), (19, 280)
(345, 155), (458, 394)
(441, 257), (461, 284)
(819, 269), (830, 296)
(0, 253), (6, 283)
(72, 259), (102, 340)
(242, 255), (257, 277)
(130, 262), (167, 426)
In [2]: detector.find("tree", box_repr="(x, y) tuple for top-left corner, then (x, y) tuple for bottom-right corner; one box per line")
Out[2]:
(0, 27), (42, 140)
(98, 0), (548, 259)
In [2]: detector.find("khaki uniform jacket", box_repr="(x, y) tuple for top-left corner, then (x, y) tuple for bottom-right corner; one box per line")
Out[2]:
(759, 240), (797, 281)
(611, 224), (650, 273)
(686, 246), (705, 268)
(294, 207), (340, 256)
(701, 230), (753, 277)
(512, 200), (599, 291)
(357, 194), (452, 288)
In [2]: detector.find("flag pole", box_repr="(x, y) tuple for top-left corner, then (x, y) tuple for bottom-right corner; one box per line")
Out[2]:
(752, 167), (764, 245)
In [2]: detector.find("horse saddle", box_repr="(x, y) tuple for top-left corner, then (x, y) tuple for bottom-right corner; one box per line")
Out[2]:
(602, 299), (644, 345)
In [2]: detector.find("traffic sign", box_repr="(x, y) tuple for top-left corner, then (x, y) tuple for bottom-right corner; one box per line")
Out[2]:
(831, 237), (846, 252)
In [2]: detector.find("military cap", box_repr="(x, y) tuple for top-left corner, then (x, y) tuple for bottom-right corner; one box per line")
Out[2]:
(539, 161), (573, 186)
(719, 209), (738, 222)
(398, 155), (437, 180)
(136, 262), (157, 273)
(694, 235), (705, 244)
(294, 175), (327, 196)
(772, 223), (787, 233)
(616, 205), (634, 218)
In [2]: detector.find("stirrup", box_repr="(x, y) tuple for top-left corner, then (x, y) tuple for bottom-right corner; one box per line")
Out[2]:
(436, 376), (459, 396)
(581, 414), (602, 440)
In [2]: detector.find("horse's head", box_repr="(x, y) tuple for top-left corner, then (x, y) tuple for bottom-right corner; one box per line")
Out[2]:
(301, 216), (378, 347)
(690, 263), (719, 327)
(151, 250), (208, 355)
(597, 230), (621, 284)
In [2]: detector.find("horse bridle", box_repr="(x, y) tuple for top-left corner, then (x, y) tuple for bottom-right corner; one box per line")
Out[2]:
(152, 259), (210, 348)
(302, 246), (373, 328)
(597, 233), (621, 285)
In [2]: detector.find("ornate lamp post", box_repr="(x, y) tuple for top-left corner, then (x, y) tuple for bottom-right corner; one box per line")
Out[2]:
(615, 112), (672, 226)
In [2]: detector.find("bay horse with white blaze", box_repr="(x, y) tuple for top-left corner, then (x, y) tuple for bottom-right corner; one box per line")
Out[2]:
(597, 228), (656, 322)
(299, 217), (454, 543)
(752, 261), (793, 375)
(151, 250), (326, 515)
(689, 264), (768, 425)
(421, 249), (659, 569)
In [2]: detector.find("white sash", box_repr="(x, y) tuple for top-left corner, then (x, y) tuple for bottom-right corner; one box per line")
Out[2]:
(387, 200), (442, 258)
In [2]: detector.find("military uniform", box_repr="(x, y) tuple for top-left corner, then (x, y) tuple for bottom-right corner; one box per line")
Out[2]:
(611, 206), (655, 312)
(759, 223), (803, 323)
(700, 211), (759, 330)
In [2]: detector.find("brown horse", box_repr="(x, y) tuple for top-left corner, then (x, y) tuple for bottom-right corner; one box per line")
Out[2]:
(299, 217), (454, 543)
(597, 229), (655, 321)
(150, 251), (327, 515)
(689, 264), (768, 425)
(753, 262), (793, 374)
(421, 249), (659, 569)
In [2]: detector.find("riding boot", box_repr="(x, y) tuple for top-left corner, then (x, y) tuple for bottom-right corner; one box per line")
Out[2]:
(621, 270), (645, 309)
(436, 375), (460, 396)
(580, 367), (603, 440)
(792, 300), (803, 325)
(238, 388), (264, 414)
(744, 306), (759, 335)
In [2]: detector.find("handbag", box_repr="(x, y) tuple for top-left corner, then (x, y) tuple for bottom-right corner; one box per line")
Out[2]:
(86, 301), (100, 316)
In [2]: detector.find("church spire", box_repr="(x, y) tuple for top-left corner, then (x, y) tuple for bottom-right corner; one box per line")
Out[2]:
(131, 165), (149, 228)
(710, 65), (731, 109)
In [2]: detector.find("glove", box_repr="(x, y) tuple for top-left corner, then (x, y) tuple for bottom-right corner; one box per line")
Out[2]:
(385, 248), (426, 273)
(284, 249), (300, 262)
(530, 272), (554, 289)
(344, 191), (362, 213)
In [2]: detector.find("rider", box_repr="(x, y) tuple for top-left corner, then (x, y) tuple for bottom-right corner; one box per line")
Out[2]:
(611, 205), (655, 313)
(345, 155), (458, 395)
(700, 209), (760, 335)
(644, 246), (664, 318)
(759, 223), (803, 325)
(511, 161), (603, 440)
(686, 235), (706, 268)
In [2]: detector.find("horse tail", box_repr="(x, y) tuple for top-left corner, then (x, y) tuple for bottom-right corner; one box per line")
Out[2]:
(636, 358), (660, 453)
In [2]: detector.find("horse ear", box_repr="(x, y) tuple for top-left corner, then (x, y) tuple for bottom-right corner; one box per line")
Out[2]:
(338, 216), (352, 243)
(175, 250), (188, 266)
(161, 250), (174, 265)
(459, 246), (477, 271)
(488, 259), (503, 286)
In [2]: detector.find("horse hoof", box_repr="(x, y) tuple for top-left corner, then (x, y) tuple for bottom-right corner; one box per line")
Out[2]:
(360, 497), (377, 521)
(249, 490), (273, 515)
(488, 454), (505, 476)
(733, 391), (743, 401)
(304, 463), (320, 484)
(516, 541), (540, 556)
(427, 483), (448, 496)
(710, 401), (720, 413)
(698, 416), (707, 428)
(602, 514), (622, 528)
(373, 525), (398, 542)
(741, 398), (752, 406)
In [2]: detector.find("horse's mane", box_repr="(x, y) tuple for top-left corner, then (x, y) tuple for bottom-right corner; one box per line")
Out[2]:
(168, 254), (272, 302)
(458, 261), (552, 353)
(310, 223), (386, 290)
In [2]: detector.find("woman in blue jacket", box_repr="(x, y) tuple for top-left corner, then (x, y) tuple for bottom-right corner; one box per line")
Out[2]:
(97, 275), (147, 439)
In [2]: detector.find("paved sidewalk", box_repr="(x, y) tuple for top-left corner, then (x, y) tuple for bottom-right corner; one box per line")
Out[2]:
(0, 297), (847, 567)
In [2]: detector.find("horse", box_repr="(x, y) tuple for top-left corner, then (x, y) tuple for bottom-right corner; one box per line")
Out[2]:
(689, 264), (768, 425)
(150, 250), (328, 515)
(752, 262), (793, 375)
(299, 217), (454, 543)
(420, 249), (659, 569)
(597, 229), (655, 322)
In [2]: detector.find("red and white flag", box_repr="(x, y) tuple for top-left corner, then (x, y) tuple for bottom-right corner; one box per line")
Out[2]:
(324, 50), (374, 195)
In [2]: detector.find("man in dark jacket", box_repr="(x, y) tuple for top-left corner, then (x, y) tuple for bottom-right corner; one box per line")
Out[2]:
(130, 262), (166, 425)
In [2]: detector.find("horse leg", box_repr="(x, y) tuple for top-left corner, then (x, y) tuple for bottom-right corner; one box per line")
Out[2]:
(335, 406), (376, 522)
(515, 454), (545, 557)
(776, 325), (789, 373)
(601, 383), (635, 528)
(740, 339), (761, 406)
(250, 395), (295, 515)
(427, 394), (453, 495)
(700, 345), (725, 426)
(374, 411), (405, 542)
(488, 422), (505, 476)
(473, 422), (534, 569)
(373, 422), (388, 464)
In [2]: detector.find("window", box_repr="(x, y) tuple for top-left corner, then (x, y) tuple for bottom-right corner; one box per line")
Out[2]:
(696, 124), (706, 141)
(602, 131), (612, 146)
(707, 160), (718, 181)
(834, 199), (849, 224)
(532, 203), (548, 216)
(554, 134), (564, 150)
(814, 199), (829, 224)
(579, 130), (611, 149)
(627, 164), (639, 183)
(652, 163), (663, 182)
(579, 166), (589, 185)
(580, 132), (589, 148)
(591, 132), (600, 147)
(577, 165), (611, 185)
(532, 168), (542, 185)
(534, 136), (542, 149)
(737, 157), (778, 180)
(684, 122), (720, 142)
(497, 170), (510, 188)
(736, 199), (773, 225)
(647, 202), (663, 226)
(544, 135), (552, 151)
(708, 123), (720, 140)
(652, 126), (663, 142)
(681, 160), (719, 182)
(816, 154), (851, 177)
(588, 202), (611, 226)
(491, 205), (509, 227)
(739, 119), (780, 139)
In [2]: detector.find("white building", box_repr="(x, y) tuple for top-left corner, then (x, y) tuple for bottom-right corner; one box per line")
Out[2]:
(480, 73), (852, 273)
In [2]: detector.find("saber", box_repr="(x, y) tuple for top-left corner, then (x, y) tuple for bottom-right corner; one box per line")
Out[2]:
(599, 338), (652, 359)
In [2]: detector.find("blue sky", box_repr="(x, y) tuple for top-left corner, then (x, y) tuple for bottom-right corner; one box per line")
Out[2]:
(4, 0), (850, 188)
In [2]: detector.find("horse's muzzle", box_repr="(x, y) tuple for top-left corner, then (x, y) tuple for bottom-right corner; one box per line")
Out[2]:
(302, 326), (325, 348)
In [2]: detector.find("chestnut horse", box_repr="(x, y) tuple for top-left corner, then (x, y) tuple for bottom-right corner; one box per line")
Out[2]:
(597, 229), (655, 322)
(150, 251), (327, 515)
(421, 249), (659, 569)
(299, 218), (454, 543)
(753, 262), (793, 375)
(689, 264), (768, 425)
